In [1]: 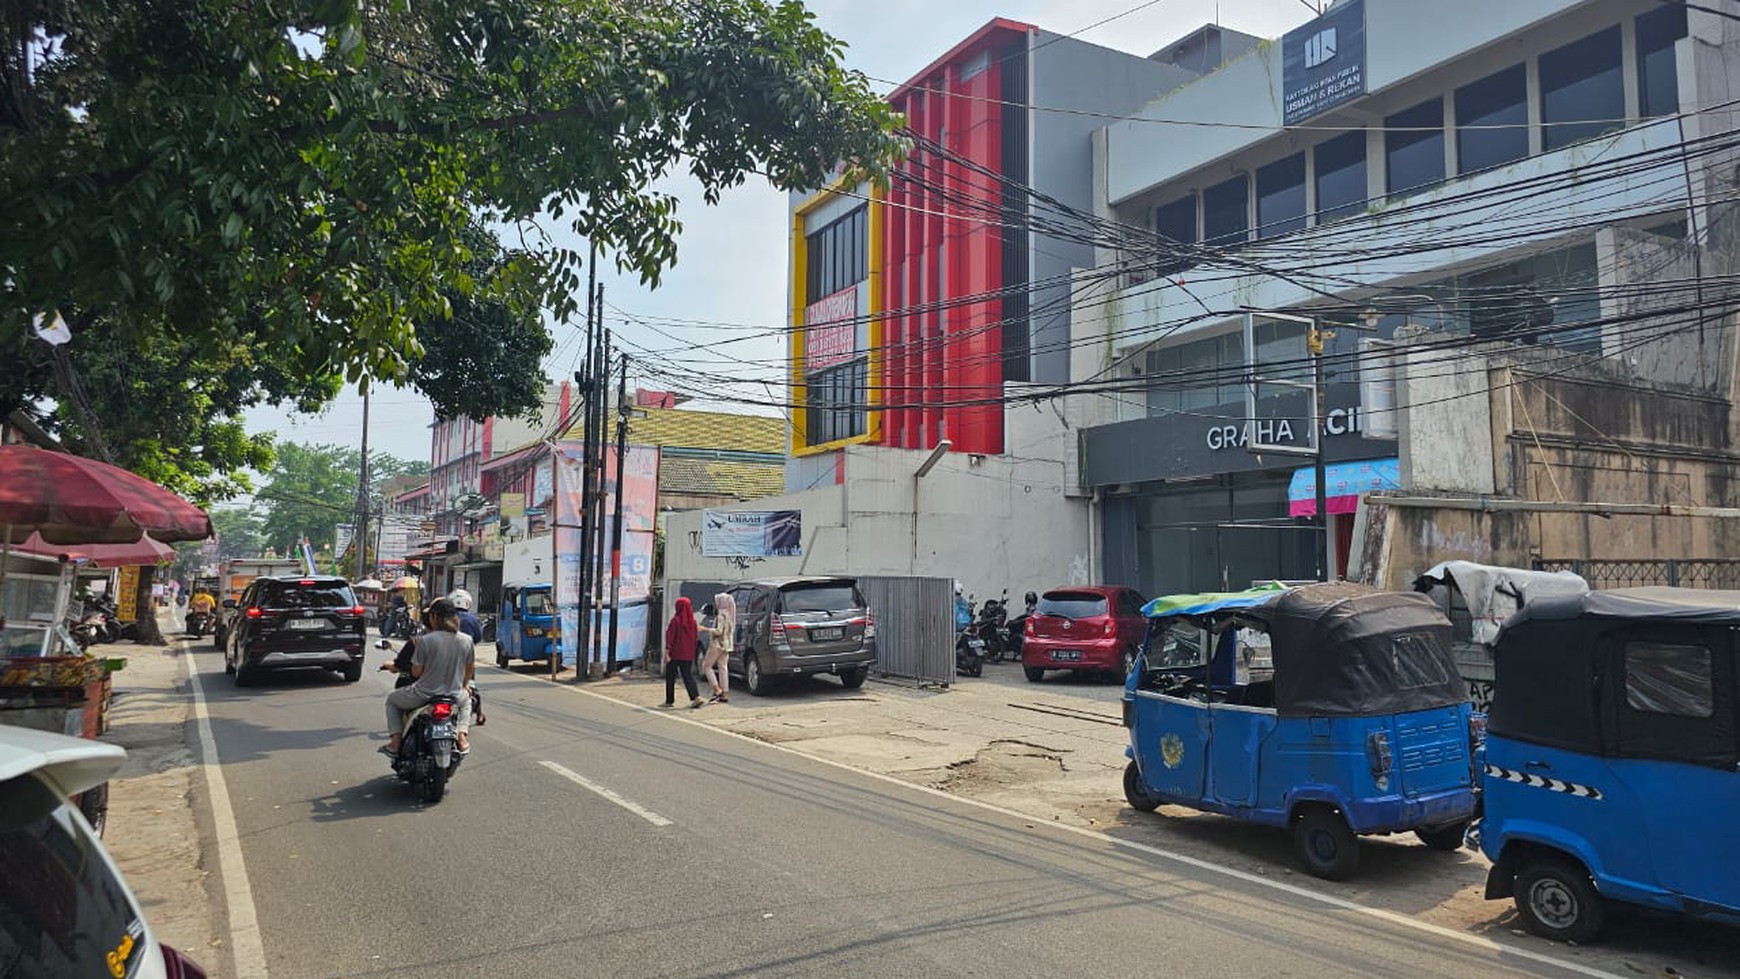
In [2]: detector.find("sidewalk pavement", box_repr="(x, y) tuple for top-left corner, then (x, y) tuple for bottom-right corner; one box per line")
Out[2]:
(544, 660), (1134, 826)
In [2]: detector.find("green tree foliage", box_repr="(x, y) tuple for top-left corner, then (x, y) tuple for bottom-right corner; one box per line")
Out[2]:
(210, 507), (267, 561)
(257, 442), (425, 553)
(0, 0), (900, 390)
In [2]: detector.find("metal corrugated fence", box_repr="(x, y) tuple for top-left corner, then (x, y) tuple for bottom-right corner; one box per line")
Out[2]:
(856, 575), (955, 686)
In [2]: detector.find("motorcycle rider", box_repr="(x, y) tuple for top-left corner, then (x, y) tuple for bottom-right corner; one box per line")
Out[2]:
(954, 582), (972, 631)
(189, 588), (216, 621)
(381, 599), (474, 756)
(447, 588), (483, 643)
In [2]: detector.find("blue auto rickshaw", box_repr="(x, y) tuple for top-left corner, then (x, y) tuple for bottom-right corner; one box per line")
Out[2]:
(1122, 581), (1480, 880)
(1474, 587), (1740, 943)
(496, 583), (556, 668)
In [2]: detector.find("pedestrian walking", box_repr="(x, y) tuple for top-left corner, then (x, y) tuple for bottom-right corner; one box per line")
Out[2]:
(662, 597), (705, 709)
(701, 591), (735, 703)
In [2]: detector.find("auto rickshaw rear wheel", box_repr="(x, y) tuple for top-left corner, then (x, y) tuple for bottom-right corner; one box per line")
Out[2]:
(1513, 856), (1605, 944)
(1293, 807), (1360, 880)
(497, 647), (510, 669)
(1122, 761), (1161, 813)
(1414, 820), (1470, 852)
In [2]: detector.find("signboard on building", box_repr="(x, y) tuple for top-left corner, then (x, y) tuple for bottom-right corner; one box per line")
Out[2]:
(804, 287), (857, 372)
(1282, 0), (1365, 125)
(552, 441), (586, 667)
(701, 510), (803, 558)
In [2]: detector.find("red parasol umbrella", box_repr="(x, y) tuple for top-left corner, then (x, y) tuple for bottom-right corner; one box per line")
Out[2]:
(0, 445), (212, 545)
(13, 531), (176, 569)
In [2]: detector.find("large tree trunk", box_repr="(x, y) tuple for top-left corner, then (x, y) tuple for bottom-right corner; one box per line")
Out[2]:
(132, 564), (166, 646)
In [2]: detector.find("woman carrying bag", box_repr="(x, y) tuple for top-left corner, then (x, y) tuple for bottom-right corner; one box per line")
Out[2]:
(702, 591), (735, 703)
(662, 597), (705, 709)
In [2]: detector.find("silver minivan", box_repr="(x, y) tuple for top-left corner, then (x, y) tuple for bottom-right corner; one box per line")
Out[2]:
(726, 576), (877, 694)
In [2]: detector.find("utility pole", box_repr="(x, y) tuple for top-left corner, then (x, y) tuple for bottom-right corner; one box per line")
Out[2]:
(355, 381), (371, 582)
(590, 326), (611, 671)
(606, 352), (628, 674)
(568, 245), (599, 680)
(1307, 323), (1330, 583)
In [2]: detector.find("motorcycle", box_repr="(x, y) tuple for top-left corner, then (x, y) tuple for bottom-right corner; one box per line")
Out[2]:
(389, 695), (466, 803)
(1004, 595), (1038, 660)
(975, 591), (1009, 663)
(185, 609), (212, 638)
(955, 623), (986, 678)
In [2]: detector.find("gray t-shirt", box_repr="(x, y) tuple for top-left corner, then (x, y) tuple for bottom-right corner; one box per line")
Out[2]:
(410, 630), (474, 699)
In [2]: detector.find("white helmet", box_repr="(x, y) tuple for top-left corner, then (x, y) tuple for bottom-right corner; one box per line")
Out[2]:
(954, 581), (964, 596)
(447, 588), (474, 611)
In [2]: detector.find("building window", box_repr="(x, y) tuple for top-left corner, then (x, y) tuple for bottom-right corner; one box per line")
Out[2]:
(1202, 175), (1249, 246)
(805, 359), (868, 445)
(1540, 26), (1624, 151)
(1154, 194), (1197, 275)
(1146, 332), (1242, 416)
(1314, 130), (1367, 224)
(1255, 153), (1307, 239)
(1638, 5), (1688, 119)
(805, 206), (867, 303)
(1459, 243), (1600, 351)
(1385, 98), (1445, 196)
(1456, 64), (1529, 175)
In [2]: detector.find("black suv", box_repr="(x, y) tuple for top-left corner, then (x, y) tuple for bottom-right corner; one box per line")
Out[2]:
(224, 576), (368, 685)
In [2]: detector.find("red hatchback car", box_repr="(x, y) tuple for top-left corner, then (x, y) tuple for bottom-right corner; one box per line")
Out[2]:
(1022, 586), (1148, 682)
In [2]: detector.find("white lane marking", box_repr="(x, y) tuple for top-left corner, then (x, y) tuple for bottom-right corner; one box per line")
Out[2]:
(538, 760), (674, 827)
(570, 685), (1626, 979)
(186, 656), (270, 979)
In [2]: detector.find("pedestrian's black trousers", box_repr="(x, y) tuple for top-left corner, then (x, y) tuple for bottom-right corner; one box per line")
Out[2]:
(664, 659), (698, 703)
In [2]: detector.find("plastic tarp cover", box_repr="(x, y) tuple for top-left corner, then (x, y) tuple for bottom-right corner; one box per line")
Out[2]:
(1256, 582), (1468, 717)
(1413, 561), (1588, 645)
(1141, 582), (1289, 620)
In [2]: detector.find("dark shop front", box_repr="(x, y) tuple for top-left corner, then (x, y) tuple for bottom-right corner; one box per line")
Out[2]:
(1084, 380), (1396, 598)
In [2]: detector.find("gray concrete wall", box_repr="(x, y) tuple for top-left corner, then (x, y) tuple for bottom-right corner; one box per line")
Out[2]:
(1397, 347), (1497, 495)
(1027, 34), (1197, 385)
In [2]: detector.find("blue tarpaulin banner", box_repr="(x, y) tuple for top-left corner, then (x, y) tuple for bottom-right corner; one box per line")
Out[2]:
(1289, 457), (1399, 517)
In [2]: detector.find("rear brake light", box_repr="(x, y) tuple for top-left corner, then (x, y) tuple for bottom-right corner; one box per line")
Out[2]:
(1366, 730), (1394, 781)
(865, 614), (875, 639)
(245, 607), (262, 619)
(350, 605), (367, 615)
(1024, 618), (1035, 636)
(431, 702), (454, 720)
(299, 579), (316, 585)
(1102, 618), (1117, 637)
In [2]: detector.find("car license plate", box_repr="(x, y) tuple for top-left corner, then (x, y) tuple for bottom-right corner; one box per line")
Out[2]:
(525, 627), (543, 636)
(1051, 650), (1082, 661)
(287, 618), (326, 631)
(428, 722), (456, 740)
(809, 626), (844, 641)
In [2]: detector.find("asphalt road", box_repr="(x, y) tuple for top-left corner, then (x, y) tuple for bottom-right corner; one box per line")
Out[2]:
(189, 646), (1619, 979)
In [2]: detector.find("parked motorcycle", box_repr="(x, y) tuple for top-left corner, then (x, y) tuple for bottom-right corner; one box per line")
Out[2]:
(1004, 592), (1038, 660)
(975, 591), (1009, 663)
(956, 623), (986, 678)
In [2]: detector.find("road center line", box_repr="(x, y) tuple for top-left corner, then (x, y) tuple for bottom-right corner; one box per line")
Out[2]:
(185, 651), (270, 979)
(538, 760), (673, 827)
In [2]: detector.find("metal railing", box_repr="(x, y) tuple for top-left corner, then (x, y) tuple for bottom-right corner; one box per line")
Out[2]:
(1531, 558), (1740, 590)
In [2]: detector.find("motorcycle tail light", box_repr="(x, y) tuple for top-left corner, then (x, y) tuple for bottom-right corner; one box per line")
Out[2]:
(430, 702), (454, 721)
(1365, 730), (1394, 779)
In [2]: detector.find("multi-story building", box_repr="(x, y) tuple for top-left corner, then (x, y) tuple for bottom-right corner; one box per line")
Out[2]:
(667, 1), (1740, 605)
(1075, 0), (1740, 594)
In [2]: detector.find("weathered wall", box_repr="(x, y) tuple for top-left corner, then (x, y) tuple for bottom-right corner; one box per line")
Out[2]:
(1397, 344), (1496, 494)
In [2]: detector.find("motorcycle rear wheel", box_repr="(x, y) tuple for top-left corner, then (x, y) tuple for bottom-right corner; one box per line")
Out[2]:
(421, 763), (448, 803)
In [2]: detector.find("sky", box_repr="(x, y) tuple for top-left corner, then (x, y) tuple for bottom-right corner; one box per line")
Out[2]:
(241, 0), (1318, 466)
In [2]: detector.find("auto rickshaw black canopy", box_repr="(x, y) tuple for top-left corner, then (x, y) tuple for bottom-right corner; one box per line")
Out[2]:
(1491, 588), (1740, 768)
(1245, 582), (1466, 717)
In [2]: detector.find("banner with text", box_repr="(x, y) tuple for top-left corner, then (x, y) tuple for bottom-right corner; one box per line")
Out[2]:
(701, 509), (803, 558)
(804, 287), (857, 372)
(552, 441), (586, 668)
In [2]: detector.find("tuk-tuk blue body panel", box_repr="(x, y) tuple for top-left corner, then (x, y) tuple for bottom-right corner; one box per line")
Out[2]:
(1474, 588), (1740, 940)
(499, 585), (556, 663)
(1126, 675), (1477, 832)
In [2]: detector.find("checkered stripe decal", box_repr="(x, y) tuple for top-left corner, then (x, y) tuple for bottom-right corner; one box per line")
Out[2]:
(1485, 764), (1603, 800)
